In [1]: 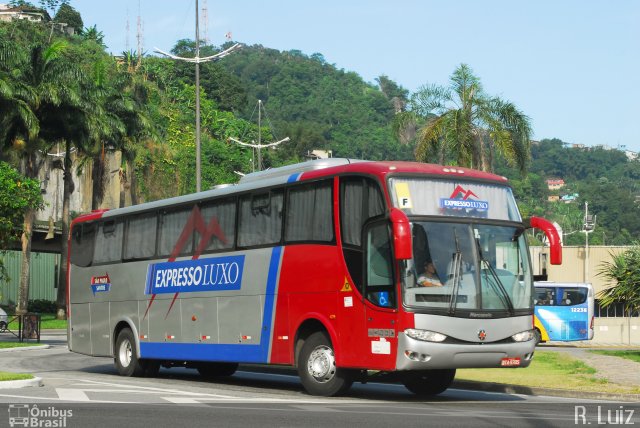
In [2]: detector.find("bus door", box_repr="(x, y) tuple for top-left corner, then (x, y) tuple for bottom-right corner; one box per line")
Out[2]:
(362, 221), (398, 370)
(338, 176), (396, 369)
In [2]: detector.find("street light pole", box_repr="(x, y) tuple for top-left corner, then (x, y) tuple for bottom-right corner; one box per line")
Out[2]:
(583, 201), (596, 283)
(227, 100), (290, 172)
(585, 211), (589, 282)
(195, 0), (201, 192)
(155, 1), (241, 192)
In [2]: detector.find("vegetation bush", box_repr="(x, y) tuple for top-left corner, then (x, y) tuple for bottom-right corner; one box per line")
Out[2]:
(26, 299), (58, 314)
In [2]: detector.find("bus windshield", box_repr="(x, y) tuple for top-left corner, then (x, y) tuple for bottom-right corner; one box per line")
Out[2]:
(403, 221), (533, 316)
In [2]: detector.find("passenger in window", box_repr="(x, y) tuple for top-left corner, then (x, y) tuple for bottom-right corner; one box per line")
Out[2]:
(417, 262), (443, 287)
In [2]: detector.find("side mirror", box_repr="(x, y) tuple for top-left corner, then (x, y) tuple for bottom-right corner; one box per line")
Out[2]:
(390, 208), (412, 260)
(526, 216), (562, 265)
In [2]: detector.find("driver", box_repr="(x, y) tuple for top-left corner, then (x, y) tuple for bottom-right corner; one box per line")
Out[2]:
(417, 262), (443, 287)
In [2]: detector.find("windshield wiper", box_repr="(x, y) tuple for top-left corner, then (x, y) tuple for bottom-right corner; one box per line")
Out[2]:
(447, 229), (463, 316)
(474, 235), (515, 316)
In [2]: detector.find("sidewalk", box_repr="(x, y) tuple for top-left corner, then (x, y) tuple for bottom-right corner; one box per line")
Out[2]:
(538, 344), (640, 389)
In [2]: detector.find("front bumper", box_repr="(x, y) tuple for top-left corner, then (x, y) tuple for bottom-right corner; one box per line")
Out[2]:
(395, 332), (536, 370)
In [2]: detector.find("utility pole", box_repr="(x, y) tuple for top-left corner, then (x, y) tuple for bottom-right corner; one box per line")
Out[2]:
(583, 201), (596, 282)
(228, 100), (290, 172)
(155, 0), (240, 192)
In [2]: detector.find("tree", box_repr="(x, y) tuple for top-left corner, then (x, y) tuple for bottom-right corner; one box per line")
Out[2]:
(53, 3), (82, 34)
(597, 245), (640, 317)
(99, 59), (159, 207)
(0, 38), (84, 314)
(0, 162), (44, 284)
(81, 25), (104, 47)
(407, 64), (532, 173)
(37, 0), (68, 17)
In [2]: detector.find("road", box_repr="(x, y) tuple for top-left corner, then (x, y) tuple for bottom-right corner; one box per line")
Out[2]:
(0, 337), (638, 428)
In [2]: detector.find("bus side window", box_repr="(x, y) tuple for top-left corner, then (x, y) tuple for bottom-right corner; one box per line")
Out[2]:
(71, 222), (95, 267)
(238, 189), (284, 247)
(124, 212), (158, 260)
(158, 206), (194, 257)
(93, 220), (123, 264)
(285, 180), (334, 243)
(200, 198), (236, 251)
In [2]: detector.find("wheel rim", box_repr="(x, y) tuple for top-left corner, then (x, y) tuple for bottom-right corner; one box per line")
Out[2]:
(118, 338), (132, 368)
(307, 345), (336, 383)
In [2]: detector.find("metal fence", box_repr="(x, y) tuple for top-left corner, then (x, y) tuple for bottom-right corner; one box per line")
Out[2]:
(0, 251), (59, 305)
(0, 313), (41, 342)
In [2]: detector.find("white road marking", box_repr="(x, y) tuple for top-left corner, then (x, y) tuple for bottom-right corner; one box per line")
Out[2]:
(55, 388), (90, 401)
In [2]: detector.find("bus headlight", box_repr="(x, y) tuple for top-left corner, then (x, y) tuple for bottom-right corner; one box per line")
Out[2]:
(405, 329), (447, 342)
(511, 330), (535, 342)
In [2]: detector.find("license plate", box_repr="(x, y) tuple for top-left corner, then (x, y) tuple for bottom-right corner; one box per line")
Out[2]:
(500, 357), (521, 367)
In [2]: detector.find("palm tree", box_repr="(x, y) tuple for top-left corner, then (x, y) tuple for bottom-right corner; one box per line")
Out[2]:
(109, 62), (159, 207)
(403, 64), (532, 174)
(0, 39), (84, 314)
(597, 245), (640, 317)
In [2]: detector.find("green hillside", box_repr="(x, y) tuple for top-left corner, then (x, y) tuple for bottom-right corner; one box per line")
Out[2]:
(1, 9), (638, 244)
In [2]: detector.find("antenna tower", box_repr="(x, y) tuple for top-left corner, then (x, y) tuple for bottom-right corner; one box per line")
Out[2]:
(125, 8), (130, 52)
(202, 0), (209, 44)
(136, 1), (143, 66)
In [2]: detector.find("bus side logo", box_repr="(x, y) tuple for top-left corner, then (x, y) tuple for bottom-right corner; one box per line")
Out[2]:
(90, 273), (112, 295)
(145, 255), (245, 295)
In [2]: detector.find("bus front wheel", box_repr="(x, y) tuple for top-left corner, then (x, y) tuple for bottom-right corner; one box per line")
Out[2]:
(297, 332), (353, 396)
(114, 328), (146, 377)
(534, 328), (542, 344)
(402, 369), (456, 396)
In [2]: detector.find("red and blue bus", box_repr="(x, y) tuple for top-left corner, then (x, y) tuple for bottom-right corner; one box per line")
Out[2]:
(67, 158), (562, 396)
(533, 282), (594, 343)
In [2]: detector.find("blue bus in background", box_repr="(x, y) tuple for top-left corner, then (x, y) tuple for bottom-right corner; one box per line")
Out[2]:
(533, 282), (594, 343)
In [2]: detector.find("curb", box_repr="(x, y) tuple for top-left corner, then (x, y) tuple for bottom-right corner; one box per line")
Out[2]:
(451, 380), (640, 402)
(0, 377), (43, 389)
(0, 344), (50, 352)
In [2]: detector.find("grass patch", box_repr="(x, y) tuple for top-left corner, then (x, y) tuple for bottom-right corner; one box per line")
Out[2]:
(456, 351), (640, 394)
(7, 313), (67, 330)
(589, 350), (640, 363)
(0, 371), (34, 381)
(0, 342), (44, 349)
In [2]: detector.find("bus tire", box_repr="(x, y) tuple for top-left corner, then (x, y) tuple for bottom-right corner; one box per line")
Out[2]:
(534, 328), (542, 344)
(197, 362), (239, 379)
(297, 331), (353, 396)
(402, 369), (456, 396)
(114, 328), (145, 377)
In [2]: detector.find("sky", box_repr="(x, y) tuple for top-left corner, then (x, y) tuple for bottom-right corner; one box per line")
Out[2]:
(68, 0), (640, 153)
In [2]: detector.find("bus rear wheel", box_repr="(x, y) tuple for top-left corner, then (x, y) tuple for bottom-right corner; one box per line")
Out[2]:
(197, 362), (239, 379)
(297, 332), (353, 396)
(402, 369), (456, 396)
(114, 328), (146, 377)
